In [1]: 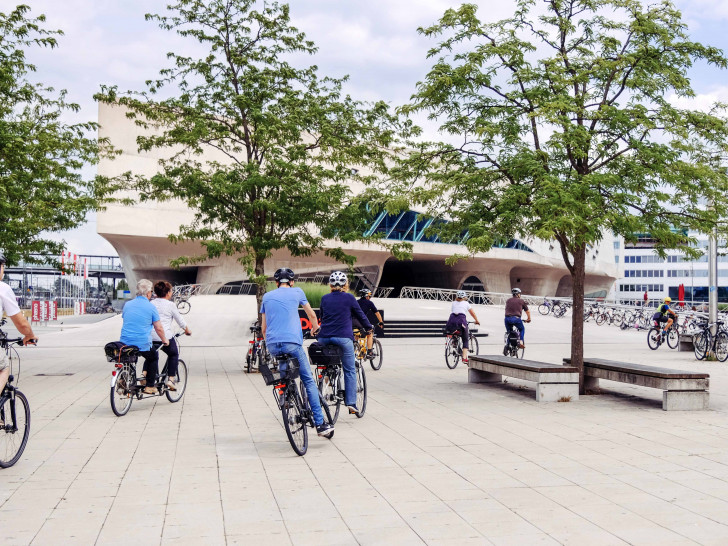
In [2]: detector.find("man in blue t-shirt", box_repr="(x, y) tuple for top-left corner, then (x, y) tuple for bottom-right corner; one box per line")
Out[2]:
(357, 289), (384, 358)
(261, 268), (333, 438)
(120, 279), (168, 394)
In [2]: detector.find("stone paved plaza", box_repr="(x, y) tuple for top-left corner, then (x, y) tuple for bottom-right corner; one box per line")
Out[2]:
(2, 295), (728, 545)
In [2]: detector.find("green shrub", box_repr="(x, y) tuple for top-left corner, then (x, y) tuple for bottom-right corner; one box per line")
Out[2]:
(265, 281), (353, 308)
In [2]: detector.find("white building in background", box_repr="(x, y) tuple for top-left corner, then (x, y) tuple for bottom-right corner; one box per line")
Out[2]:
(612, 232), (728, 303)
(96, 103), (619, 296)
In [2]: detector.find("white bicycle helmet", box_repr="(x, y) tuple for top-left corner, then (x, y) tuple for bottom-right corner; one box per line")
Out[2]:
(456, 290), (467, 299)
(329, 271), (348, 287)
(511, 287), (522, 295)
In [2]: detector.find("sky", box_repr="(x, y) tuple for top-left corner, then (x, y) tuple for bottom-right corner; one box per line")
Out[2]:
(16, 0), (728, 256)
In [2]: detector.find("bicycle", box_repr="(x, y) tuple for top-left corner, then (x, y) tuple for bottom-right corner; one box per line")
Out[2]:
(313, 338), (368, 422)
(0, 320), (33, 468)
(647, 320), (679, 350)
(443, 322), (479, 369)
(693, 321), (728, 361)
(353, 327), (383, 371)
(174, 295), (191, 315)
(245, 322), (275, 374)
(538, 299), (554, 316)
(105, 331), (189, 416)
(503, 323), (524, 358)
(259, 353), (334, 456)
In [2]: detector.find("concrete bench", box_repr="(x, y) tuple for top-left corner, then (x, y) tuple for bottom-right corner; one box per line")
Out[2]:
(468, 355), (579, 402)
(678, 333), (694, 352)
(564, 357), (709, 411)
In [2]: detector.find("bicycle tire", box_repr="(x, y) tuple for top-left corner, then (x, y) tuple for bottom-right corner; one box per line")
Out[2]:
(110, 368), (135, 416)
(355, 361), (367, 418)
(468, 334), (479, 356)
(694, 331), (709, 360)
(647, 327), (662, 350)
(318, 367), (341, 424)
(538, 304), (550, 315)
(282, 386), (307, 456)
(445, 337), (460, 369)
(177, 300), (191, 315)
(516, 344), (524, 359)
(245, 350), (253, 373)
(715, 331), (728, 362)
(165, 359), (188, 402)
(369, 339), (383, 370)
(0, 390), (30, 468)
(595, 313), (606, 326)
(667, 328), (679, 350)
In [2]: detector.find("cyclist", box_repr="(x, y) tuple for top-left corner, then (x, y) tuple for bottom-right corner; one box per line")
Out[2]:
(356, 288), (383, 358)
(653, 297), (677, 339)
(317, 271), (372, 415)
(260, 268), (333, 438)
(120, 279), (169, 394)
(505, 288), (531, 348)
(445, 290), (480, 363)
(151, 281), (191, 391)
(0, 254), (37, 395)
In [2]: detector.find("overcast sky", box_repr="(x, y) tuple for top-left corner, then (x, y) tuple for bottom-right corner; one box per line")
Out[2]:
(17, 0), (728, 256)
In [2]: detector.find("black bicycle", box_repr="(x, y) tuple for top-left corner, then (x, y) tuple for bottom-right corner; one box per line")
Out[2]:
(647, 320), (679, 350)
(693, 320), (728, 361)
(245, 322), (275, 374)
(0, 320), (33, 468)
(444, 322), (479, 369)
(259, 354), (334, 456)
(311, 342), (367, 423)
(503, 323), (524, 358)
(106, 332), (188, 416)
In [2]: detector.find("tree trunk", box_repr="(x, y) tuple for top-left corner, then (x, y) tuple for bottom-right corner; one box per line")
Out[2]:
(254, 253), (266, 320)
(570, 245), (586, 394)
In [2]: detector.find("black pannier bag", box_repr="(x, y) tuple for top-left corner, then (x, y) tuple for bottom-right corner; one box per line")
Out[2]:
(308, 342), (342, 366)
(104, 341), (139, 363)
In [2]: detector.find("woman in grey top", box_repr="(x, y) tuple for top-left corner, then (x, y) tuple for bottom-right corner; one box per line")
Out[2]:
(152, 281), (192, 389)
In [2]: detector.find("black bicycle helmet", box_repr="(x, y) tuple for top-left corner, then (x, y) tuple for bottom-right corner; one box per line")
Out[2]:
(273, 268), (295, 284)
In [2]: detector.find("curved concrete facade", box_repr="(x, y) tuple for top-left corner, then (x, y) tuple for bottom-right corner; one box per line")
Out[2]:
(96, 103), (618, 296)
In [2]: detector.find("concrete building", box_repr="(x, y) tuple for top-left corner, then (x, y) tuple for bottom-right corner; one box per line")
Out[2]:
(96, 103), (619, 296)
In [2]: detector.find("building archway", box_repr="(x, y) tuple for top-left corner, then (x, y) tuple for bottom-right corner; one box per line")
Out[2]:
(460, 275), (486, 292)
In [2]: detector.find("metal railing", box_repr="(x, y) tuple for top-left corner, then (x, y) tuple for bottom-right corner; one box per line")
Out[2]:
(374, 287), (394, 298)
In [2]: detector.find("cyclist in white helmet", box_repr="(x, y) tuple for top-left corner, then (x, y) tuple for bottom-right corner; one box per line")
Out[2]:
(445, 290), (480, 363)
(317, 271), (372, 416)
(505, 288), (531, 348)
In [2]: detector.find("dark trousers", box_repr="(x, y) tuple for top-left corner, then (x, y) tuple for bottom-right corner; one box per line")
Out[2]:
(160, 338), (179, 377)
(139, 349), (159, 385)
(446, 313), (469, 349)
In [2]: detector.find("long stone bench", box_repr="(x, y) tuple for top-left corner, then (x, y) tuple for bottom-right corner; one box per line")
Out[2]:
(468, 355), (579, 402)
(564, 357), (709, 411)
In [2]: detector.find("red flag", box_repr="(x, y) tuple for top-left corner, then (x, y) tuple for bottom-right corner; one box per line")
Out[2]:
(73, 254), (78, 274)
(61, 252), (65, 275)
(84, 258), (88, 280)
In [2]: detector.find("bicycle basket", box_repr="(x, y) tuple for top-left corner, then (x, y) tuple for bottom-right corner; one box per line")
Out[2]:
(259, 355), (300, 386)
(308, 342), (342, 367)
(104, 341), (139, 363)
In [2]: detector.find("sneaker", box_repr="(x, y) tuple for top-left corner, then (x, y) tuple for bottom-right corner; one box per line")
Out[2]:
(462, 358), (469, 364)
(366, 349), (376, 358)
(346, 404), (360, 415)
(166, 379), (177, 391)
(143, 387), (157, 395)
(316, 422), (334, 437)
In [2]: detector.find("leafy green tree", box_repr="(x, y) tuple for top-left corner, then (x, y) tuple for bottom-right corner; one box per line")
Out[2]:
(393, 0), (728, 391)
(95, 0), (397, 310)
(0, 5), (113, 266)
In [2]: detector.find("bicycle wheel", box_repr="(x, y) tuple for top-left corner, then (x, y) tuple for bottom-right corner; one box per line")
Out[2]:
(468, 333), (479, 356)
(0, 390), (30, 468)
(318, 367), (341, 424)
(165, 360), (188, 402)
(369, 339), (383, 370)
(538, 304), (550, 315)
(667, 328), (679, 349)
(715, 331), (728, 362)
(282, 386), (308, 456)
(647, 327), (662, 350)
(694, 331), (709, 360)
(177, 300), (191, 314)
(595, 313), (606, 326)
(110, 368), (135, 416)
(354, 361), (367, 417)
(553, 305), (565, 318)
(516, 343), (524, 359)
(445, 337), (460, 369)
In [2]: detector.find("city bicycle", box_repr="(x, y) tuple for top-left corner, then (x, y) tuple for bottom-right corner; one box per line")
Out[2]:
(693, 321), (728, 361)
(312, 342), (368, 423)
(245, 321), (275, 374)
(0, 320), (33, 468)
(174, 295), (191, 315)
(444, 322), (479, 369)
(259, 354), (334, 456)
(106, 331), (188, 416)
(647, 321), (679, 350)
(353, 327), (383, 371)
(503, 323), (524, 358)
(538, 299), (555, 315)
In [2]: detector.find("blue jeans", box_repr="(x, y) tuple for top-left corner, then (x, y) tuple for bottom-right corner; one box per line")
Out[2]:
(267, 342), (325, 426)
(504, 316), (525, 341)
(317, 337), (357, 406)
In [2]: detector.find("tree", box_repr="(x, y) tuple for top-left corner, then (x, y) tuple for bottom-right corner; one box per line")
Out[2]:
(0, 5), (113, 266)
(393, 0), (728, 392)
(95, 0), (397, 310)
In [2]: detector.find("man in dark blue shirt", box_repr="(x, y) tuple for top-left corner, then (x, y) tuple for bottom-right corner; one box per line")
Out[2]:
(318, 271), (372, 416)
(357, 289), (383, 358)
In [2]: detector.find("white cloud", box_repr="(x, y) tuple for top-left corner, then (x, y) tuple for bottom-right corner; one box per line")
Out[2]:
(667, 85), (728, 111)
(676, 0), (728, 21)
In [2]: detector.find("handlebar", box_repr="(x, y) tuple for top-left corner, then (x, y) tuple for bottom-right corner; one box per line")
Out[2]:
(0, 337), (36, 346)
